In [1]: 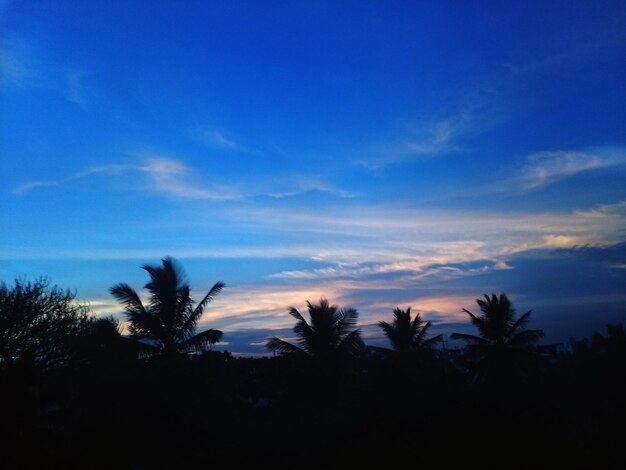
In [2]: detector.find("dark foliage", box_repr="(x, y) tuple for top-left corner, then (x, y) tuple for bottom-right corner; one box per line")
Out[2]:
(378, 306), (442, 353)
(0, 278), (92, 372)
(265, 298), (364, 358)
(1, 277), (624, 468)
(110, 257), (224, 356)
(451, 293), (544, 387)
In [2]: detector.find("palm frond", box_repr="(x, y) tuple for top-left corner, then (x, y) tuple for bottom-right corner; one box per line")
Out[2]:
(142, 260), (181, 331)
(123, 309), (165, 341)
(461, 308), (480, 322)
(289, 307), (316, 352)
(335, 307), (359, 334)
(408, 309), (422, 338)
(507, 310), (532, 336)
(179, 328), (223, 352)
(265, 337), (307, 355)
(174, 284), (193, 338)
(509, 328), (544, 347)
(422, 334), (443, 348)
(288, 306), (307, 323)
(109, 284), (147, 314)
(413, 320), (431, 346)
(414, 321), (442, 349)
(308, 299), (337, 333)
(181, 281), (225, 336)
(110, 283), (165, 340)
(450, 332), (488, 344)
(338, 329), (364, 355)
(378, 320), (401, 351)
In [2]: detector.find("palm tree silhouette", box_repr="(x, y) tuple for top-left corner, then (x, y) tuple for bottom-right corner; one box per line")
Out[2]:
(110, 257), (224, 357)
(265, 298), (363, 358)
(451, 294), (543, 385)
(378, 307), (442, 353)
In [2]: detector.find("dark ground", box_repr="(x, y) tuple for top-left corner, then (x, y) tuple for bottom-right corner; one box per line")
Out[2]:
(2, 344), (625, 469)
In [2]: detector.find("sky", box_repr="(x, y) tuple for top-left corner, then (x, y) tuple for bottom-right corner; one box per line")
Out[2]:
(1, 0), (625, 355)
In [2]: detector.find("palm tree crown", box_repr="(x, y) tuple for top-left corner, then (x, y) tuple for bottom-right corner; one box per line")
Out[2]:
(451, 294), (543, 349)
(110, 257), (224, 356)
(266, 298), (363, 358)
(378, 307), (442, 353)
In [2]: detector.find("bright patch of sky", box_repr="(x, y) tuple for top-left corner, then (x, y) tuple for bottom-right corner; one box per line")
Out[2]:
(1, 1), (625, 354)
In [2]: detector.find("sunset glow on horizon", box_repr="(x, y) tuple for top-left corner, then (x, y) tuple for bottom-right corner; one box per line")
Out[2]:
(1, 1), (625, 355)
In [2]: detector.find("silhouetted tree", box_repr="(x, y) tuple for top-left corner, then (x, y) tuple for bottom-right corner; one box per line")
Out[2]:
(0, 278), (91, 371)
(110, 257), (224, 357)
(378, 307), (442, 354)
(451, 294), (543, 386)
(266, 298), (363, 358)
(591, 323), (626, 358)
(74, 316), (141, 365)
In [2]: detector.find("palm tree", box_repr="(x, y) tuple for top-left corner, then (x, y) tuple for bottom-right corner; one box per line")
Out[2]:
(451, 293), (543, 385)
(378, 307), (442, 354)
(266, 298), (363, 358)
(110, 257), (224, 357)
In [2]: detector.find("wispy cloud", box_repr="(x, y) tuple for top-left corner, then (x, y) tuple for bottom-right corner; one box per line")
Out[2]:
(13, 157), (355, 201)
(0, 34), (91, 104)
(23, 199), (621, 298)
(266, 175), (355, 199)
(357, 111), (475, 170)
(360, 114), (470, 169)
(13, 157), (242, 200)
(226, 200), (626, 247)
(139, 158), (241, 200)
(201, 285), (348, 332)
(7, 199), (622, 263)
(192, 128), (239, 150)
(459, 147), (626, 197)
(518, 150), (620, 190)
(225, 200), (626, 282)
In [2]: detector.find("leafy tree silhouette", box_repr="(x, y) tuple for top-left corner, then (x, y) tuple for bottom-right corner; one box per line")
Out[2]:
(110, 257), (224, 357)
(0, 277), (91, 372)
(266, 298), (363, 358)
(451, 293), (543, 386)
(378, 307), (442, 354)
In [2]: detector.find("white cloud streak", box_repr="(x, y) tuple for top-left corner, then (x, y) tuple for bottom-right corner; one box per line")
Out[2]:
(199, 130), (239, 150)
(13, 157), (357, 202)
(518, 150), (620, 190)
(360, 114), (470, 169)
(266, 175), (355, 199)
(6, 200), (624, 288)
(13, 157), (243, 200)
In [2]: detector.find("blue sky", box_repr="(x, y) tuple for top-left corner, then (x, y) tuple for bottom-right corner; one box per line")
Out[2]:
(1, 0), (625, 355)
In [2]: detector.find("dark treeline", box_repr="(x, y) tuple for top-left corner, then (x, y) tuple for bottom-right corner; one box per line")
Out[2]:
(1, 258), (625, 468)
